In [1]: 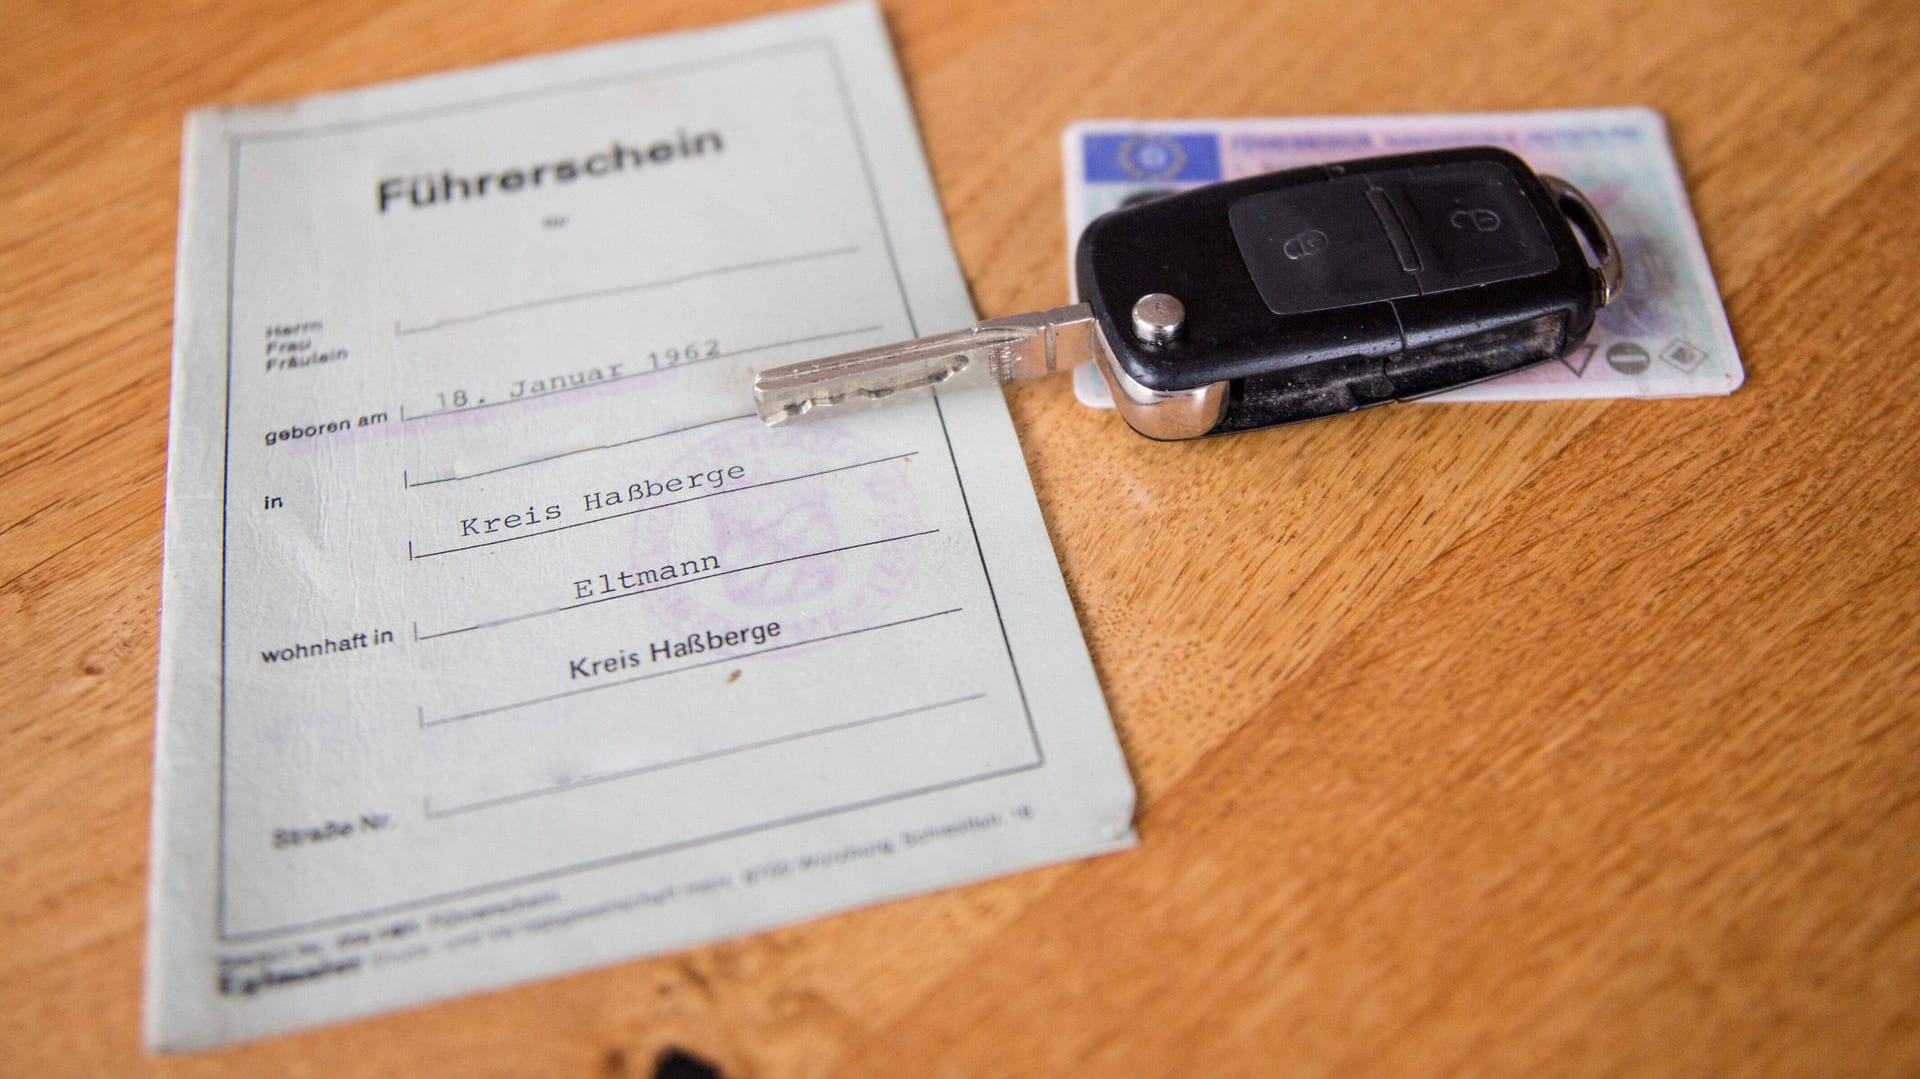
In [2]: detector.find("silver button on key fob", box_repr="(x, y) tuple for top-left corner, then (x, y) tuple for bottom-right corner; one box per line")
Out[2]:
(753, 146), (1622, 439)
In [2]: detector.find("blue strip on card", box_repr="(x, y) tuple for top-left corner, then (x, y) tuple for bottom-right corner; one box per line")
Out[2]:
(1082, 132), (1221, 183)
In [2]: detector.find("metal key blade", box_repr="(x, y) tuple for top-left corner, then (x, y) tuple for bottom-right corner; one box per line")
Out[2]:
(753, 303), (1103, 426)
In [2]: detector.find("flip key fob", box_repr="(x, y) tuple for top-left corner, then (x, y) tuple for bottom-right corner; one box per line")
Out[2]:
(752, 146), (1621, 439)
(1077, 146), (1622, 438)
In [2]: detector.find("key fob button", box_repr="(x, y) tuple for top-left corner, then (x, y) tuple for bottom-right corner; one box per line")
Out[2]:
(1072, 146), (1615, 437)
(1228, 176), (1418, 317)
(1381, 161), (1559, 291)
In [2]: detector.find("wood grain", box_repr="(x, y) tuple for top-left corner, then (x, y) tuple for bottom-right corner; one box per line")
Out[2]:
(3, 0), (1917, 1074)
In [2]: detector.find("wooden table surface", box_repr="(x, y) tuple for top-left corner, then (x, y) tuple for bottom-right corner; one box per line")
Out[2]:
(5, 0), (1918, 1074)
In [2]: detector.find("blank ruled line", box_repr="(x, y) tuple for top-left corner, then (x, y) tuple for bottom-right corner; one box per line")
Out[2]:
(403, 412), (755, 489)
(226, 760), (1039, 946)
(421, 607), (964, 727)
(399, 324), (884, 425)
(393, 245), (861, 336)
(408, 451), (916, 559)
(415, 528), (940, 641)
(422, 692), (986, 819)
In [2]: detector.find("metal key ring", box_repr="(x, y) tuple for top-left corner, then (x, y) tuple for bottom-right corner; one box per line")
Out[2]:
(1541, 175), (1624, 307)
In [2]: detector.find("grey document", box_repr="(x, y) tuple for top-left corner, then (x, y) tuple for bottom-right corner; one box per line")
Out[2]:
(150, 1), (1133, 1049)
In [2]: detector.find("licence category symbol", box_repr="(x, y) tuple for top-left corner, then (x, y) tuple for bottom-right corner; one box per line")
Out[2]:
(1607, 341), (1651, 374)
(1117, 135), (1188, 181)
(1660, 338), (1708, 371)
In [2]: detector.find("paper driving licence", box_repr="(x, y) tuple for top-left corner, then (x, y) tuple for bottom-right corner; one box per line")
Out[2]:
(150, 1), (1133, 1049)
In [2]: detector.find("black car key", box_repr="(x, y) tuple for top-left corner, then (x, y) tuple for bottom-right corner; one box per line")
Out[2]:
(752, 146), (1621, 439)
